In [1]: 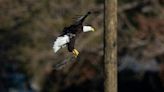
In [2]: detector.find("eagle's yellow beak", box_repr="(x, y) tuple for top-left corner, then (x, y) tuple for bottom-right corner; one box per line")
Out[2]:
(92, 28), (95, 32)
(72, 49), (79, 58)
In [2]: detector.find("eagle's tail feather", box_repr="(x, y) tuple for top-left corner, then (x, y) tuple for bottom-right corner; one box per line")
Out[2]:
(53, 45), (60, 53)
(53, 35), (70, 53)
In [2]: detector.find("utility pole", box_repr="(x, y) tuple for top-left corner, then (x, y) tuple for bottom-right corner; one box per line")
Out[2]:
(104, 0), (117, 92)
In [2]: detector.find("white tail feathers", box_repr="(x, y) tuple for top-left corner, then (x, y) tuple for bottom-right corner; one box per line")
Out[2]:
(53, 46), (60, 53)
(53, 35), (70, 53)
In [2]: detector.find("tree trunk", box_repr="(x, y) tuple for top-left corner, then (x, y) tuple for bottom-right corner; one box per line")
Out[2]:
(104, 0), (117, 92)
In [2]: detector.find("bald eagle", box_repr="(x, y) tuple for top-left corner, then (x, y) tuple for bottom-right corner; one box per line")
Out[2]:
(53, 12), (95, 58)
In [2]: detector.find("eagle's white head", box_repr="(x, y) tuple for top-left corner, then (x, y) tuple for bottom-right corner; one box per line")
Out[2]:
(83, 26), (95, 32)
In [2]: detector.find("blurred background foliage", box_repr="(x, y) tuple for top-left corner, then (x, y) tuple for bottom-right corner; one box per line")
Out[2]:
(0, 0), (164, 92)
(118, 0), (164, 92)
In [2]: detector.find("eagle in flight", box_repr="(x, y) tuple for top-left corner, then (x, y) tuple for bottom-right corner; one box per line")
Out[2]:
(53, 12), (95, 58)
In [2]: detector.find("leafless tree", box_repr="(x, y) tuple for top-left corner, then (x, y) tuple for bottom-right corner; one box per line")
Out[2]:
(104, 0), (117, 92)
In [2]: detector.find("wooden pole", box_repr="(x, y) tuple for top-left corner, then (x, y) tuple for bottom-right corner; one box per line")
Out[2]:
(104, 0), (117, 92)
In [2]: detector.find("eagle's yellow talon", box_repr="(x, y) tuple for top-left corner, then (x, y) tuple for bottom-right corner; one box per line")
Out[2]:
(72, 49), (79, 58)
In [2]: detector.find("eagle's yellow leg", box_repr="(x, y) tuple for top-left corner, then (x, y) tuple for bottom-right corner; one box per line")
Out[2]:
(72, 49), (79, 58)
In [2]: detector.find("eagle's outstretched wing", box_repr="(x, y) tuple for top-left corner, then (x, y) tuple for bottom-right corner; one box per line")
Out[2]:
(75, 11), (91, 25)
